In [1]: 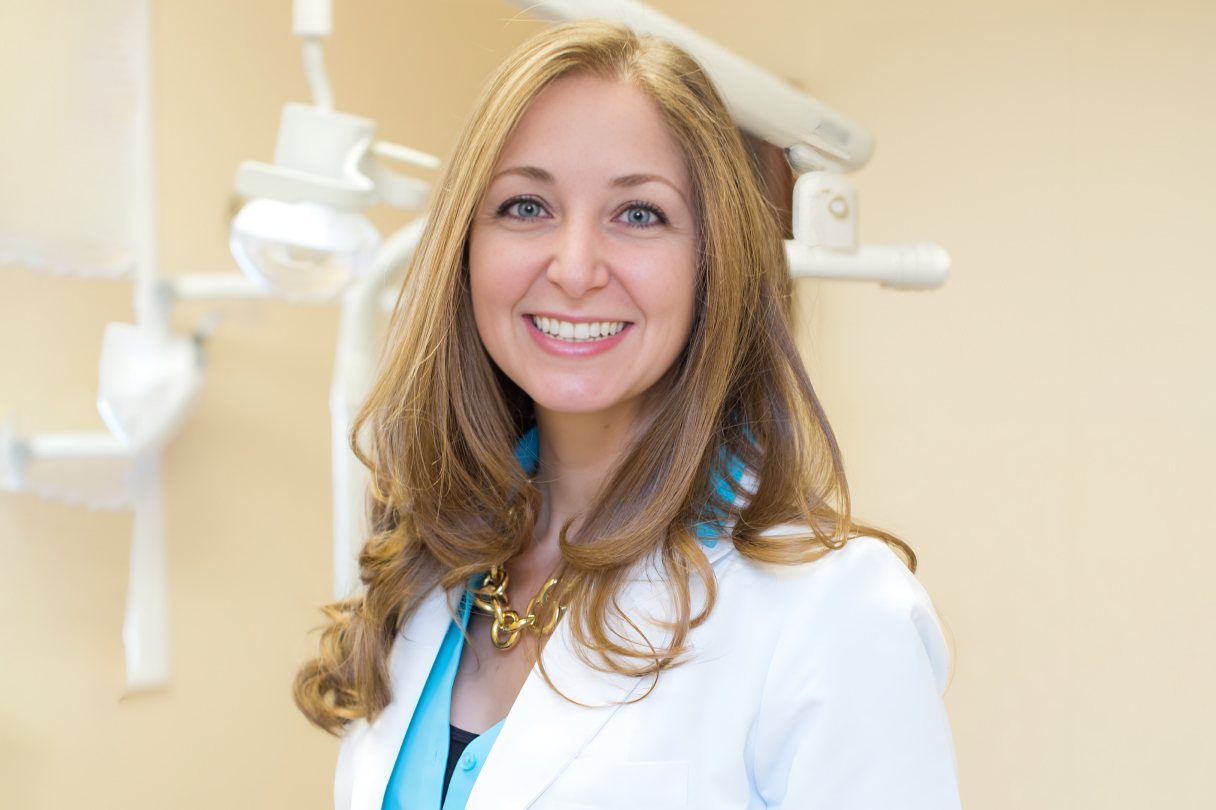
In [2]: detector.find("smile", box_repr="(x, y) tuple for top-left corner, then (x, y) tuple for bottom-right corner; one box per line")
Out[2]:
(530, 315), (628, 343)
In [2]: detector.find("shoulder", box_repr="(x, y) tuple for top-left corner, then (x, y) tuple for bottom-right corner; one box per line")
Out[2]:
(720, 529), (924, 602)
(719, 532), (951, 693)
(734, 534), (960, 807)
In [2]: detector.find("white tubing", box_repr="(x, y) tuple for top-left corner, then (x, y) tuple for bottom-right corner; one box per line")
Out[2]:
(301, 38), (334, 111)
(786, 241), (952, 290)
(122, 455), (170, 692)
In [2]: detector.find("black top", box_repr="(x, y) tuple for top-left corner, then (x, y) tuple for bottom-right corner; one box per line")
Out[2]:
(443, 724), (481, 801)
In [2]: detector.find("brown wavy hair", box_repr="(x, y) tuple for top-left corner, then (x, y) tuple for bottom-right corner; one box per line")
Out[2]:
(294, 21), (911, 734)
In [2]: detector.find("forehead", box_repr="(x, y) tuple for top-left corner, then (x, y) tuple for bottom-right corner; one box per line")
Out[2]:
(491, 73), (690, 188)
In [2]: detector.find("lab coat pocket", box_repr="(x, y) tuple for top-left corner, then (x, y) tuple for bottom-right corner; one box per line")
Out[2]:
(538, 758), (688, 809)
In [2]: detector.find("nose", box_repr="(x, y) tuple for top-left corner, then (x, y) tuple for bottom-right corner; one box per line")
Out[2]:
(545, 215), (610, 299)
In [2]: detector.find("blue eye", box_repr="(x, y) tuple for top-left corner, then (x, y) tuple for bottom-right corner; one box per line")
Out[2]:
(499, 197), (548, 220)
(617, 203), (667, 227)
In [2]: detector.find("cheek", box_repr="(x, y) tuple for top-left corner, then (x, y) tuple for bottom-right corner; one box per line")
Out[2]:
(468, 229), (517, 335)
(642, 246), (698, 330)
(469, 224), (536, 284)
(468, 254), (503, 366)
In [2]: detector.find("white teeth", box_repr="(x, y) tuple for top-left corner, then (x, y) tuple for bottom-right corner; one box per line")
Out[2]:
(531, 316), (626, 343)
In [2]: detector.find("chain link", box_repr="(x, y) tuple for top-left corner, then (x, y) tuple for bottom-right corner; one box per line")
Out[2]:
(469, 565), (565, 650)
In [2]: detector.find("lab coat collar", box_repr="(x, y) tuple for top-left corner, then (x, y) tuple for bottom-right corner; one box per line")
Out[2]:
(465, 541), (737, 809)
(350, 542), (735, 810)
(465, 573), (672, 810)
(349, 586), (454, 810)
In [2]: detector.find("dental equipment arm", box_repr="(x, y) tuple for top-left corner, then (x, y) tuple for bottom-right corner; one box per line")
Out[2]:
(508, 0), (871, 172)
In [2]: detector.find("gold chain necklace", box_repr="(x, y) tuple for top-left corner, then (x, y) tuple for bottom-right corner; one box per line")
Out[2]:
(468, 565), (565, 650)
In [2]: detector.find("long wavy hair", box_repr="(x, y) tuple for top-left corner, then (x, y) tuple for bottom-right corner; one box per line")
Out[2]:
(294, 21), (910, 734)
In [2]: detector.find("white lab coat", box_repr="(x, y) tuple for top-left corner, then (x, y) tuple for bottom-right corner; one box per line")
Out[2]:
(334, 533), (960, 809)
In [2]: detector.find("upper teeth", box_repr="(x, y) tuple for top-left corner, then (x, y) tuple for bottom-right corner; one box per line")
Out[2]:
(532, 316), (626, 342)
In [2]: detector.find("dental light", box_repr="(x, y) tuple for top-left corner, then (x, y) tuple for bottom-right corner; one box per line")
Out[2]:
(230, 0), (436, 301)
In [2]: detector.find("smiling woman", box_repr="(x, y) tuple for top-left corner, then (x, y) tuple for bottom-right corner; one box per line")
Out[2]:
(469, 74), (697, 424)
(294, 20), (959, 810)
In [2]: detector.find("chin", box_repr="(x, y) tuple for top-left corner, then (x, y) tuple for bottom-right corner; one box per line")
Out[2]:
(531, 397), (619, 417)
(527, 386), (638, 419)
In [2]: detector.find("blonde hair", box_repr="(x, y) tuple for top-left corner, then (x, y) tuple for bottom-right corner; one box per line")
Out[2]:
(294, 21), (910, 734)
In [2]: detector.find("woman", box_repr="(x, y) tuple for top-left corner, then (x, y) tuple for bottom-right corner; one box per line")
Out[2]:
(296, 21), (959, 810)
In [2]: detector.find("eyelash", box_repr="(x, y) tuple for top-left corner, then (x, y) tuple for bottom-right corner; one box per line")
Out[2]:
(494, 196), (669, 228)
(496, 195), (548, 221)
(617, 199), (669, 228)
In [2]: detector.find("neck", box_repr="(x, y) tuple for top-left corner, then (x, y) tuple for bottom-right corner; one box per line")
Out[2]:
(530, 402), (640, 552)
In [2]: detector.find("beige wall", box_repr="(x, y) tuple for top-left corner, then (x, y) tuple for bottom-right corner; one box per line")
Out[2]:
(2, 1), (1212, 807)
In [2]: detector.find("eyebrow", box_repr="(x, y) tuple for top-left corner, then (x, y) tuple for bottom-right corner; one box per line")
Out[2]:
(490, 166), (688, 202)
(493, 165), (553, 183)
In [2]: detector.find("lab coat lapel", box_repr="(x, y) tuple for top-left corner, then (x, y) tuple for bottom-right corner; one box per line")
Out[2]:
(351, 585), (455, 810)
(465, 575), (668, 810)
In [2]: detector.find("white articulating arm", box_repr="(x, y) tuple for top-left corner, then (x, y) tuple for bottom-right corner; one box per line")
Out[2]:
(508, 0), (873, 172)
(329, 216), (428, 600)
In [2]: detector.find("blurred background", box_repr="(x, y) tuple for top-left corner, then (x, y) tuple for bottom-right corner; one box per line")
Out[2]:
(2, 0), (1213, 807)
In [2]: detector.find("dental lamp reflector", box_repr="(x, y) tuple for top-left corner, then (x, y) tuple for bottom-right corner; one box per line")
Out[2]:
(229, 198), (379, 301)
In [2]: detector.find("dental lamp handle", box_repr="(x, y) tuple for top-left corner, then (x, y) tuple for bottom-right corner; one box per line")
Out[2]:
(362, 148), (435, 209)
(372, 141), (441, 171)
(786, 241), (952, 290)
(365, 142), (437, 210)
